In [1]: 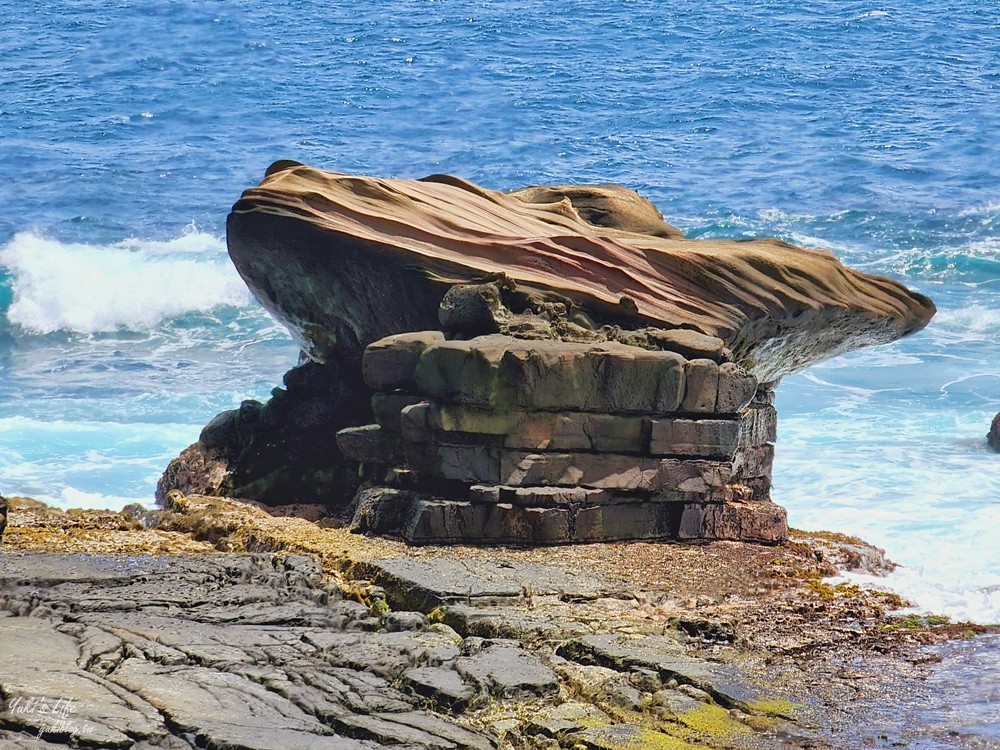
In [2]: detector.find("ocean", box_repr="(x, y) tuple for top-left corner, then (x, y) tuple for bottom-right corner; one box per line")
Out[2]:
(1, 0), (998, 651)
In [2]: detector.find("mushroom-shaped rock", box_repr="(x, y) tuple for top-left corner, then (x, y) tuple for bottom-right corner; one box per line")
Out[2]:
(228, 163), (934, 383)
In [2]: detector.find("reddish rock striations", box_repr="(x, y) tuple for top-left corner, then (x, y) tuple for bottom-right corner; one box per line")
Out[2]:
(228, 162), (934, 382)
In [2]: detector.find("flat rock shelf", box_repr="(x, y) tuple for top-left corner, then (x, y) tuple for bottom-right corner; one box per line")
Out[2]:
(0, 497), (989, 750)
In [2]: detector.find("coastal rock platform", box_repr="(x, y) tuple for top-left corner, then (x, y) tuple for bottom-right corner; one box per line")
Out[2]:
(0, 496), (992, 750)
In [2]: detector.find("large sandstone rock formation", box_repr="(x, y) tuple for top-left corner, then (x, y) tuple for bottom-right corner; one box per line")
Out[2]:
(160, 163), (935, 529)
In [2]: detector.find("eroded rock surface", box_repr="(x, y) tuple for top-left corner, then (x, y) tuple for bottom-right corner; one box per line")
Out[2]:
(229, 163), (934, 382)
(339, 332), (786, 545)
(0, 553), (501, 750)
(3, 495), (993, 750)
(161, 165), (935, 513)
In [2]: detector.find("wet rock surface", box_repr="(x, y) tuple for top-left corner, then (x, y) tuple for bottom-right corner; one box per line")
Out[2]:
(989, 412), (1000, 452)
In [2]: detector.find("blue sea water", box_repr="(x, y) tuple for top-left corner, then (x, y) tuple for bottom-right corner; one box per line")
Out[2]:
(1, 0), (998, 653)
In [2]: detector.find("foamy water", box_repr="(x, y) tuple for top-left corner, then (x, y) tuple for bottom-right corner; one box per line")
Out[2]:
(0, 230), (251, 334)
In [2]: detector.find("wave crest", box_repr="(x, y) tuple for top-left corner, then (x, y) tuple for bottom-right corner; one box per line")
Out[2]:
(0, 229), (254, 334)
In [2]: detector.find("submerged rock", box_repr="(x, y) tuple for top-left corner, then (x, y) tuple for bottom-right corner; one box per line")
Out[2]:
(228, 162), (934, 382)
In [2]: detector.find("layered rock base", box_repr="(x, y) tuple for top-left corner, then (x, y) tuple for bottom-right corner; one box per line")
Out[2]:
(338, 333), (787, 545)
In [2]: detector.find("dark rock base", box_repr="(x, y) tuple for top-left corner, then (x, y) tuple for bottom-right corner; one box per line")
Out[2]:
(157, 356), (372, 507)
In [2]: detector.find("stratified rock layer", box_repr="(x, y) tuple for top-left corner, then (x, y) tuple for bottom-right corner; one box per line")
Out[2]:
(228, 162), (934, 382)
(339, 332), (786, 545)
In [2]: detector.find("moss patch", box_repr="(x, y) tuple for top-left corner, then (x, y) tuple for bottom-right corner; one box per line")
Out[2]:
(577, 725), (699, 749)
(675, 703), (750, 738)
(746, 697), (799, 719)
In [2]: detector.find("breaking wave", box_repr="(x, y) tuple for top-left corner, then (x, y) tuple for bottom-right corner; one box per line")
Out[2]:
(0, 228), (254, 334)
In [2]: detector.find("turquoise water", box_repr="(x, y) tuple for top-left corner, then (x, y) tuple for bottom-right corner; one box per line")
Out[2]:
(1, 2), (998, 634)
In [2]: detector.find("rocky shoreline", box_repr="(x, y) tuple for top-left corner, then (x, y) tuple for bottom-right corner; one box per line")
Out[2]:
(1, 494), (993, 750)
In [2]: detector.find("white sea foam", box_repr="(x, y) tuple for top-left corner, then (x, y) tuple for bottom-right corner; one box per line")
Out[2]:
(776, 402), (1000, 625)
(931, 305), (1000, 339)
(958, 201), (1000, 219)
(0, 416), (201, 509)
(0, 229), (254, 334)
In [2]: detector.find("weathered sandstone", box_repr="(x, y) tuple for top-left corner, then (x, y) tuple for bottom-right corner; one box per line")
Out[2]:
(340, 333), (786, 545)
(228, 162), (934, 382)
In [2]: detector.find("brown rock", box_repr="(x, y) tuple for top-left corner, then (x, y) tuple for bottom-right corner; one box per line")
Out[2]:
(372, 392), (426, 433)
(648, 418), (740, 458)
(507, 183), (685, 240)
(0, 492), (6, 539)
(363, 331), (445, 391)
(739, 404), (778, 447)
(405, 499), (570, 544)
(416, 336), (686, 414)
(405, 440), (502, 485)
(336, 424), (405, 464)
(228, 164), (934, 380)
(680, 358), (719, 413)
(156, 443), (229, 504)
(426, 403), (648, 453)
(500, 451), (731, 493)
(469, 485), (613, 507)
(716, 362), (758, 413)
(989, 412), (1000, 452)
(678, 501), (787, 544)
(731, 444), (775, 481)
(573, 501), (683, 542)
